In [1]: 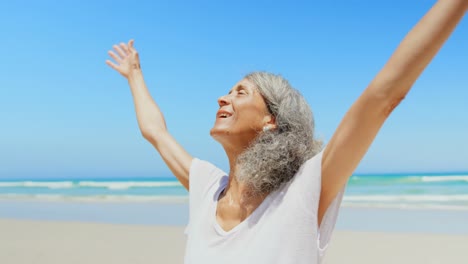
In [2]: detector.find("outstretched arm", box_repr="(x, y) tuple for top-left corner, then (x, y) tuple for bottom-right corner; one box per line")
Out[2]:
(106, 40), (192, 190)
(319, 0), (468, 225)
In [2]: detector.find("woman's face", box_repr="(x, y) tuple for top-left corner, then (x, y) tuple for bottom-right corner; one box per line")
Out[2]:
(210, 79), (275, 150)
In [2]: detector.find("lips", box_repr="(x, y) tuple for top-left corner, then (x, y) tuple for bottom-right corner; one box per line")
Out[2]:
(217, 110), (233, 119)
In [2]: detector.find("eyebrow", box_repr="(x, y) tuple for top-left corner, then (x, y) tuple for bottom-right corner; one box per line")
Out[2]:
(228, 85), (247, 94)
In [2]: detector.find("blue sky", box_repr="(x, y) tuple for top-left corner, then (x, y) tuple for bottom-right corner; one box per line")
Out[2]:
(1, 0), (467, 179)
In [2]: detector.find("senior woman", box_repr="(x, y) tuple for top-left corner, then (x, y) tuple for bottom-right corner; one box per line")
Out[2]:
(106, 1), (467, 263)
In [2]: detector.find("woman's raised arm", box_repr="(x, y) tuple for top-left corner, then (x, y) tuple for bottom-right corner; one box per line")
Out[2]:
(319, 0), (468, 225)
(106, 40), (192, 190)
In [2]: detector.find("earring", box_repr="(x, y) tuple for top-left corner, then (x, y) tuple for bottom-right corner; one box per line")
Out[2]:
(263, 126), (270, 132)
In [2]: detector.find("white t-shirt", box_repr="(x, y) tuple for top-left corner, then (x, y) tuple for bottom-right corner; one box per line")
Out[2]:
(184, 150), (345, 264)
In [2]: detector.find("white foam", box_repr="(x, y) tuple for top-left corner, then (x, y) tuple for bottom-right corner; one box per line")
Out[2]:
(341, 202), (468, 211)
(0, 194), (188, 203)
(0, 181), (75, 189)
(0, 182), (21, 187)
(0, 180), (182, 189)
(421, 175), (468, 182)
(345, 194), (468, 202)
(77, 181), (182, 190)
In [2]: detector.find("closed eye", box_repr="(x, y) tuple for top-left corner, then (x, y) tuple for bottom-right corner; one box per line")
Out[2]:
(237, 86), (248, 95)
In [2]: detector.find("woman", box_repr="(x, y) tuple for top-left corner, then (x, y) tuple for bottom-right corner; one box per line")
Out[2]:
(106, 1), (467, 263)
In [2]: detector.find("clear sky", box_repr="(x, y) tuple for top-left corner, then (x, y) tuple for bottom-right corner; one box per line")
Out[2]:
(1, 0), (467, 179)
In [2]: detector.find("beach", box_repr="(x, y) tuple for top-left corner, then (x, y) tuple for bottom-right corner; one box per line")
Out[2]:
(1, 174), (468, 263)
(0, 218), (186, 264)
(2, 218), (468, 264)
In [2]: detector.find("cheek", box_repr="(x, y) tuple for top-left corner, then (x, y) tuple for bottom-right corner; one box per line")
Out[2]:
(236, 105), (266, 127)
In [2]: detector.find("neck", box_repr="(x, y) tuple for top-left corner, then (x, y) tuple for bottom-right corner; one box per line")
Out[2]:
(221, 144), (265, 207)
(219, 174), (266, 219)
(215, 141), (269, 226)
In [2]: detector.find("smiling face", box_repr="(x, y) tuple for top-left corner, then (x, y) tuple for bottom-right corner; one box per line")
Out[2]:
(210, 79), (276, 152)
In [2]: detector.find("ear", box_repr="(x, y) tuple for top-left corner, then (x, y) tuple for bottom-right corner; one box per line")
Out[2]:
(263, 114), (277, 130)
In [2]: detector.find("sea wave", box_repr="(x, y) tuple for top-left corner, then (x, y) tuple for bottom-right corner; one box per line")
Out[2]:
(341, 202), (468, 211)
(0, 181), (75, 189)
(344, 194), (468, 202)
(77, 181), (182, 189)
(350, 174), (468, 184)
(0, 193), (188, 203)
(0, 180), (182, 189)
(2, 193), (468, 211)
(421, 176), (468, 182)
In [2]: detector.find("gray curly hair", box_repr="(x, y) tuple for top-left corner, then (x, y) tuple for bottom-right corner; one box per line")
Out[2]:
(236, 72), (323, 196)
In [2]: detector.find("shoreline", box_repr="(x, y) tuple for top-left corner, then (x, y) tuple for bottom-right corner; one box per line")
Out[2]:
(1, 218), (467, 264)
(3, 196), (468, 211)
(1, 199), (468, 235)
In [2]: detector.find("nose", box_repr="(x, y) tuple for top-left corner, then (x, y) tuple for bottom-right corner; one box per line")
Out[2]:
(217, 94), (230, 107)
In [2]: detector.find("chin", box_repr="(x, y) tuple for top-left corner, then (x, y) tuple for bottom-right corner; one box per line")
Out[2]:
(210, 126), (228, 140)
(212, 126), (242, 150)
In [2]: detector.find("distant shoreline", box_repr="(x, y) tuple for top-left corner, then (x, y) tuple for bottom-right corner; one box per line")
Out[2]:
(1, 171), (468, 181)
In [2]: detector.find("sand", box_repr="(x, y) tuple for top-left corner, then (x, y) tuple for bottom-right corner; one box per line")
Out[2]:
(327, 231), (468, 264)
(1, 218), (467, 264)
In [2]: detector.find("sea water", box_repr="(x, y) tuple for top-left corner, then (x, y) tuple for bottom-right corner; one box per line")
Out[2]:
(1, 173), (468, 233)
(1, 173), (467, 210)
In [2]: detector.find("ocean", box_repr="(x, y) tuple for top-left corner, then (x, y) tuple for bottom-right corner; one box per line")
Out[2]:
(1, 173), (468, 210)
(1, 173), (468, 234)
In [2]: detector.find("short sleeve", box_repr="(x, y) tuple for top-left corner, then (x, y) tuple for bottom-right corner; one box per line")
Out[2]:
(291, 148), (347, 255)
(185, 158), (226, 236)
(291, 149), (324, 213)
(188, 158), (225, 195)
(317, 184), (346, 253)
(315, 145), (348, 253)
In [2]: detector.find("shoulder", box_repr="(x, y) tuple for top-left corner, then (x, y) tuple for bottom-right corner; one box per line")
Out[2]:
(189, 158), (227, 192)
(298, 149), (325, 177)
(190, 158), (226, 176)
(286, 149), (325, 203)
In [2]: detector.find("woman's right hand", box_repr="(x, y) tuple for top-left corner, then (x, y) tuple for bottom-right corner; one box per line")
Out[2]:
(106, 39), (141, 79)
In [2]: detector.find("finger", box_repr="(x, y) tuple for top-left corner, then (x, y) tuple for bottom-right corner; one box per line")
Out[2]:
(113, 44), (126, 58)
(119, 42), (129, 54)
(108, 50), (122, 63)
(129, 39), (135, 50)
(105, 60), (119, 71)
